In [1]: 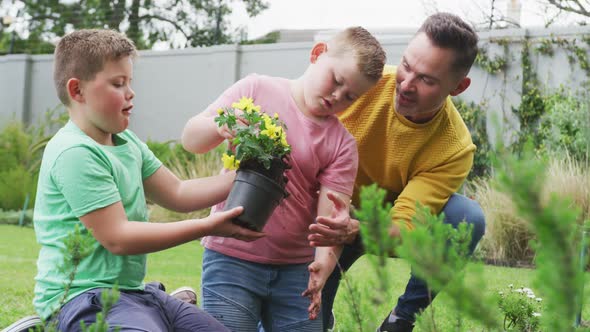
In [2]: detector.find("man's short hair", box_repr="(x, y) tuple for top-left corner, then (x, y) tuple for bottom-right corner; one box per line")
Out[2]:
(418, 13), (479, 76)
(328, 26), (387, 82)
(53, 29), (137, 106)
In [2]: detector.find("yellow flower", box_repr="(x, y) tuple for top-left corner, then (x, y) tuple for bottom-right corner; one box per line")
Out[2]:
(216, 108), (224, 115)
(222, 153), (240, 170)
(280, 132), (289, 148)
(261, 125), (280, 138)
(274, 113), (279, 119)
(231, 97), (254, 111)
(231, 96), (260, 114)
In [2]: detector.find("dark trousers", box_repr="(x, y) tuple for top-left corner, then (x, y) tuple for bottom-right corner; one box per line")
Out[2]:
(321, 193), (486, 326)
(54, 282), (229, 332)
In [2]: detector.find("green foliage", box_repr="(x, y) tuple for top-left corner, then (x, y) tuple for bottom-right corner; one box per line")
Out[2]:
(353, 183), (396, 326)
(511, 39), (546, 154)
(146, 139), (179, 166)
(0, 122), (36, 211)
(240, 31), (280, 45)
(355, 184), (500, 331)
(539, 89), (590, 162)
(495, 143), (586, 331)
(0, 106), (67, 211)
(356, 183), (396, 258)
(398, 205), (500, 331)
(8, 0), (269, 52)
(40, 225), (119, 332)
(454, 100), (492, 180)
(497, 284), (543, 331)
(474, 44), (508, 74)
(2, 224), (590, 330)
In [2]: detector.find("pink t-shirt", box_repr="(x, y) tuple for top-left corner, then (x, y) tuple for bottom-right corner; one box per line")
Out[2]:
(201, 74), (358, 264)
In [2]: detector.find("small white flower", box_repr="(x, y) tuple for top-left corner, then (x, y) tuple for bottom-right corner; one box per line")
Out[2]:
(528, 294), (536, 299)
(508, 284), (514, 288)
(515, 289), (524, 293)
(498, 291), (504, 295)
(533, 312), (541, 317)
(536, 298), (543, 302)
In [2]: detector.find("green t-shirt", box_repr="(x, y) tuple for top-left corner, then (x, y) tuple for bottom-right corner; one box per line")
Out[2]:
(33, 121), (162, 319)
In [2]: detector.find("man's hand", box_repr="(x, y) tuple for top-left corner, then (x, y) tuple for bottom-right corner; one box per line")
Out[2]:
(308, 191), (359, 247)
(302, 260), (330, 320)
(204, 207), (265, 242)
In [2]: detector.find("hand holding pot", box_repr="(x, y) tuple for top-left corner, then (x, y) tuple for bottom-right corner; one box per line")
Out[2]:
(205, 206), (265, 242)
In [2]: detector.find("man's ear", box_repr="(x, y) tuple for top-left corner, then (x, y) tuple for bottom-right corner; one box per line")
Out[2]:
(310, 42), (327, 63)
(66, 78), (84, 103)
(450, 77), (470, 97)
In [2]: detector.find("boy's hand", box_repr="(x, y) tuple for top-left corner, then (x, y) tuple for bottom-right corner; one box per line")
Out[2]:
(302, 260), (330, 320)
(217, 109), (249, 140)
(309, 191), (358, 246)
(204, 207), (265, 241)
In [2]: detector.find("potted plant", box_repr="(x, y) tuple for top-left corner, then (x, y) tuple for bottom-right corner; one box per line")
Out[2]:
(214, 97), (291, 231)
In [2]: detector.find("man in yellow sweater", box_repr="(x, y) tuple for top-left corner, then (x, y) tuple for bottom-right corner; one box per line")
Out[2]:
(309, 13), (486, 332)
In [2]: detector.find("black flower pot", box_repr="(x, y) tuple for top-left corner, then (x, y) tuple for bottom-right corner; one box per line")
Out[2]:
(224, 169), (287, 231)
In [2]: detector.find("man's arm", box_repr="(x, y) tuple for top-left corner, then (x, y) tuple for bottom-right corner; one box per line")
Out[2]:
(310, 146), (473, 245)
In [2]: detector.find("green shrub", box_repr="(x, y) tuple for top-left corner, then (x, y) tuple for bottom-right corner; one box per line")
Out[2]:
(539, 89), (590, 163)
(0, 166), (37, 211)
(0, 106), (67, 211)
(146, 140), (224, 222)
(454, 99), (492, 180)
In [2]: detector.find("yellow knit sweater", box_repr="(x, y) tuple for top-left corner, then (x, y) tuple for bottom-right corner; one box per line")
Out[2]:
(338, 66), (475, 229)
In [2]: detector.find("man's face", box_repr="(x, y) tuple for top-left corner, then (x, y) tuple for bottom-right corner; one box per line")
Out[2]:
(395, 32), (468, 123)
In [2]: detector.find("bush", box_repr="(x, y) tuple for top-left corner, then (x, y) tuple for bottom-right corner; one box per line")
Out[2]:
(0, 106), (67, 211)
(539, 89), (590, 163)
(473, 154), (589, 267)
(0, 123), (37, 211)
(146, 140), (224, 222)
(472, 179), (535, 264)
(454, 99), (492, 180)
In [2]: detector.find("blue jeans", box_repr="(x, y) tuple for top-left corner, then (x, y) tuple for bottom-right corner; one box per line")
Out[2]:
(201, 249), (323, 332)
(54, 282), (228, 332)
(321, 193), (486, 327)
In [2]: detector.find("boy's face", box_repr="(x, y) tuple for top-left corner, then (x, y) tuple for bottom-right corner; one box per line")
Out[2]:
(78, 56), (135, 137)
(395, 32), (470, 123)
(302, 45), (374, 118)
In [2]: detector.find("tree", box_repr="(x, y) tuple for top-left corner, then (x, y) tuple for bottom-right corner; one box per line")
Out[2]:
(543, 0), (590, 17)
(2, 0), (268, 53)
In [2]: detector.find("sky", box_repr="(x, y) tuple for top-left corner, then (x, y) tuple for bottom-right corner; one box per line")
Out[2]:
(229, 0), (589, 40)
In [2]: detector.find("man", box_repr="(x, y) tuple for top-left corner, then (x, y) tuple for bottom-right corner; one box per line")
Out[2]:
(308, 13), (486, 332)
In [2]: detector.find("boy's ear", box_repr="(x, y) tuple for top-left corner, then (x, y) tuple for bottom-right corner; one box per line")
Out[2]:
(310, 42), (328, 63)
(66, 78), (84, 103)
(450, 77), (471, 97)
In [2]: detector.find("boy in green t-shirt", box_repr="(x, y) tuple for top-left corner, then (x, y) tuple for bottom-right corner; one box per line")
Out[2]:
(33, 29), (263, 331)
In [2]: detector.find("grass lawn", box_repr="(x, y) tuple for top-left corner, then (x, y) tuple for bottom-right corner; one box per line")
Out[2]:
(1, 224), (589, 331)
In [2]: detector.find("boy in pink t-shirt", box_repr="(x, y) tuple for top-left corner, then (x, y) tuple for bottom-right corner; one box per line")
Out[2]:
(182, 27), (385, 331)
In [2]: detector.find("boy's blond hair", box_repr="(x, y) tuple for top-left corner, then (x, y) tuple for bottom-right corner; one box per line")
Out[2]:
(327, 27), (386, 82)
(53, 29), (137, 106)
